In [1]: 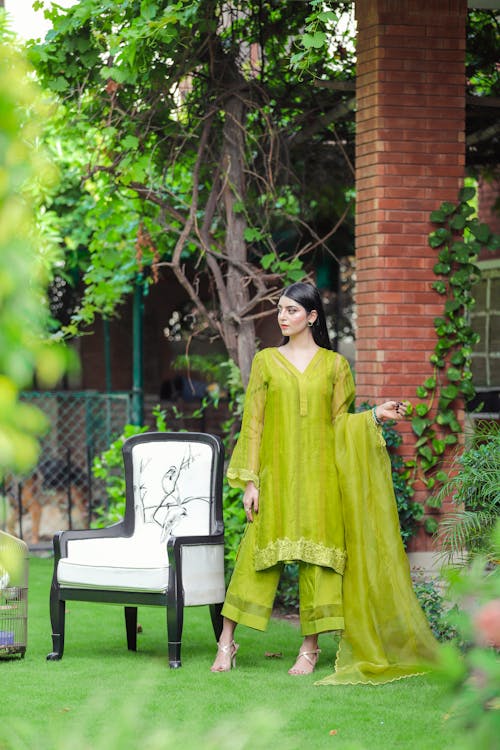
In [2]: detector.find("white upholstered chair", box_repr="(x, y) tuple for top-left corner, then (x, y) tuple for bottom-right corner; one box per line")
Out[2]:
(47, 432), (225, 667)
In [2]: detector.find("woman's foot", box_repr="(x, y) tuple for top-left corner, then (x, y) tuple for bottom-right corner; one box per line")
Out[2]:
(288, 648), (321, 675)
(210, 639), (239, 672)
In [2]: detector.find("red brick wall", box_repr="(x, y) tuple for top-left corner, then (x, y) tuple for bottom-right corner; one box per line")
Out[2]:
(355, 0), (467, 550)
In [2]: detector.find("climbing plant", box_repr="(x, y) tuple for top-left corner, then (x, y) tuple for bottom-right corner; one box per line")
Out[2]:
(408, 186), (500, 532)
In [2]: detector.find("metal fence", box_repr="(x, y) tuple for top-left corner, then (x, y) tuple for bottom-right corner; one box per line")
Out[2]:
(1, 392), (132, 547)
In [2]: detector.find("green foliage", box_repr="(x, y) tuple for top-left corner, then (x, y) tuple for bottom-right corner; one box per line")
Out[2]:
(409, 188), (500, 520)
(412, 576), (457, 642)
(437, 523), (500, 749)
(0, 18), (72, 476)
(431, 421), (500, 565)
(26, 0), (358, 378)
(290, 0), (355, 78)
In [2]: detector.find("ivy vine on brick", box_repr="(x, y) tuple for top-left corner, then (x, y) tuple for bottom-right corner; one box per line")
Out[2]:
(406, 186), (500, 527)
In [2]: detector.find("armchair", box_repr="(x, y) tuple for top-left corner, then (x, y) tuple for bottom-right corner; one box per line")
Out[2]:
(47, 432), (225, 667)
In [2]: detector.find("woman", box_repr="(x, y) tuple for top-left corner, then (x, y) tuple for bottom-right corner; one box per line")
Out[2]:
(211, 282), (437, 682)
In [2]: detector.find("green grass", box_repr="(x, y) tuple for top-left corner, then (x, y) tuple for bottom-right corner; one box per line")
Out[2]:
(0, 557), (462, 750)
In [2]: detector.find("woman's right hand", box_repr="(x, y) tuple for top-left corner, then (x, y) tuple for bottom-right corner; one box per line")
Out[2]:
(243, 481), (259, 523)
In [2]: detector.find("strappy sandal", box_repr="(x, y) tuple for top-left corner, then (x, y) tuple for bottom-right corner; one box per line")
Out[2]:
(210, 639), (239, 672)
(288, 648), (321, 675)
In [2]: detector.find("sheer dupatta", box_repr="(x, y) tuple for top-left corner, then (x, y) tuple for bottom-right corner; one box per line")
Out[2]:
(316, 410), (438, 686)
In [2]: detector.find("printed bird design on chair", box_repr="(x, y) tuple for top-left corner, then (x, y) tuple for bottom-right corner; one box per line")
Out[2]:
(136, 445), (210, 542)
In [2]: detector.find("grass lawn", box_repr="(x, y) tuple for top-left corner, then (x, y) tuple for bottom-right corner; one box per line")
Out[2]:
(0, 557), (463, 750)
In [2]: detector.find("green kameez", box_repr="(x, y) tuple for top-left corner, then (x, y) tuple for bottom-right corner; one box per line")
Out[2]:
(227, 347), (353, 573)
(225, 346), (439, 685)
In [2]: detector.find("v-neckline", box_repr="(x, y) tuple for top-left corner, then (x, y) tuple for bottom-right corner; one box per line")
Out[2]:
(275, 347), (322, 375)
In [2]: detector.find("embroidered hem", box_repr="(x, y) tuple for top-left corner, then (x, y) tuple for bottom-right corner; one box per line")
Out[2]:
(254, 537), (346, 574)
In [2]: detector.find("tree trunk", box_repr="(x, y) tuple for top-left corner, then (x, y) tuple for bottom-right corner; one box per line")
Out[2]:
(219, 93), (256, 386)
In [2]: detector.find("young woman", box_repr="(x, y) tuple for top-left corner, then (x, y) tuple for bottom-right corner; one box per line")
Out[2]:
(211, 282), (437, 682)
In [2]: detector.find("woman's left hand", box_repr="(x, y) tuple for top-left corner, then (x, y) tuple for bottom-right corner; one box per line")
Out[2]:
(375, 401), (410, 422)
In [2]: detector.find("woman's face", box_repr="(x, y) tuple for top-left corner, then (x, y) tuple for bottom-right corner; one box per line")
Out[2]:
(277, 295), (316, 337)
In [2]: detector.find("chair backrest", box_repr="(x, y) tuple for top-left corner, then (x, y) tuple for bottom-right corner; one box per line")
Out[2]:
(121, 433), (224, 545)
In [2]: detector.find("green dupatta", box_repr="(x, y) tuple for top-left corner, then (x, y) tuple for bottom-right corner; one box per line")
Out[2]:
(316, 410), (439, 686)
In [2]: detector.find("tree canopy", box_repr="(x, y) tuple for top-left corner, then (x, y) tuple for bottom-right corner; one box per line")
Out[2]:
(27, 1), (499, 383)
(29, 0), (358, 381)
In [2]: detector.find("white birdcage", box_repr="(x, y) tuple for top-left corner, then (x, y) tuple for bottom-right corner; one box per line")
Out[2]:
(0, 530), (29, 658)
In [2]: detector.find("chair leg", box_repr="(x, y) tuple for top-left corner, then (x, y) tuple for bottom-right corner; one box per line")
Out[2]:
(124, 606), (138, 651)
(47, 588), (65, 661)
(209, 602), (223, 642)
(166, 601), (184, 668)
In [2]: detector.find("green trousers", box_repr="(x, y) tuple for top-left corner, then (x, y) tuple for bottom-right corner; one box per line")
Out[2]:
(222, 522), (345, 636)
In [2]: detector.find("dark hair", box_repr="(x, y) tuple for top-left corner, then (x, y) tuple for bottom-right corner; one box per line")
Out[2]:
(279, 282), (332, 350)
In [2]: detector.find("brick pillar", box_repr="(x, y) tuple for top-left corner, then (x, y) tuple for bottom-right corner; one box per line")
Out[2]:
(355, 0), (467, 550)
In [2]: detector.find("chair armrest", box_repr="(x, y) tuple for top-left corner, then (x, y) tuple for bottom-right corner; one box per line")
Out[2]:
(168, 533), (224, 550)
(166, 532), (224, 566)
(166, 534), (225, 606)
(53, 521), (128, 561)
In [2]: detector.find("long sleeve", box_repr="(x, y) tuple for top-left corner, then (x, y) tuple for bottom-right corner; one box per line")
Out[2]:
(226, 353), (267, 490)
(331, 355), (355, 418)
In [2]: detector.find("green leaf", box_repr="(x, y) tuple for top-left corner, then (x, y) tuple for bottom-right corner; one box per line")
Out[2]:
(416, 386), (428, 398)
(410, 502), (424, 520)
(290, 51), (306, 66)
(260, 253), (274, 270)
(122, 134), (139, 150)
(243, 227), (264, 242)
(432, 281), (447, 294)
(459, 186), (475, 202)
(430, 354), (445, 367)
(440, 202), (456, 216)
(429, 228), (451, 248)
(424, 376), (436, 389)
(418, 445), (433, 463)
(430, 210), (445, 223)
(431, 438), (446, 455)
(450, 351), (466, 366)
(446, 367), (462, 382)
(441, 384), (459, 400)
(450, 214), (466, 230)
(302, 31), (327, 49)
(317, 11), (338, 21)
(415, 403), (430, 417)
(469, 222), (490, 243)
(415, 436), (429, 448)
(424, 517), (439, 534)
(411, 417), (429, 437)
(444, 299), (461, 314)
(50, 76), (70, 92)
(141, 0), (159, 21)
(433, 262), (451, 275)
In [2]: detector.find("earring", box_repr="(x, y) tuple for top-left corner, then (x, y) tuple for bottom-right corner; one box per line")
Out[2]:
(307, 321), (314, 327)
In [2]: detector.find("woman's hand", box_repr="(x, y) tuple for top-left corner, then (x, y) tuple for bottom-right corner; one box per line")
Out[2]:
(375, 401), (410, 422)
(243, 481), (259, 523)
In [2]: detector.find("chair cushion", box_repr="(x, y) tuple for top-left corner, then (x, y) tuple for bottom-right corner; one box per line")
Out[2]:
(58, 558), (169, 592)
(58, 534), (225, 600)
